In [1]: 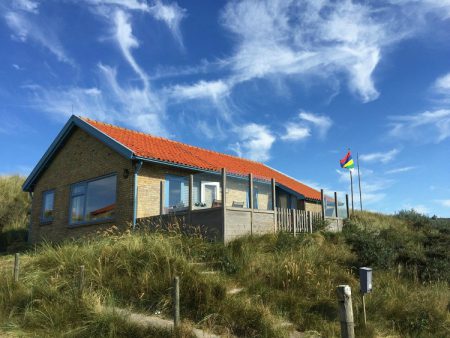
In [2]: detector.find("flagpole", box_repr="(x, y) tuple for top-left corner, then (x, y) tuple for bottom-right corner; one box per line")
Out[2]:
(350, 170), (354, 213)
(357, 152), (363, 211)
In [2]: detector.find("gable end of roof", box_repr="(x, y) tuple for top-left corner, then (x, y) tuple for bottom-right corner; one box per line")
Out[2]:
(22, 115), (134, 192)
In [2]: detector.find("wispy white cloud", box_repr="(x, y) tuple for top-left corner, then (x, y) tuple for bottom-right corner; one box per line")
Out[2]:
(298, 111), (332, 139)
(113, 10), (148, 85)
(385, 166), (416, 174)
(281, 111), (332, 141)
(3, 10), (73, 65)
(336, 167), (391, 205)
(433, 72), (450, 94)
(12, 0), (39, 13)
(219, 0), (413, 103)
(360, 148), (400, 163)
(281, 123), (311, 141)
(149, 0), (186, 48)
(170, 80), (229, 102)
(435, 199), (450, 208)
(389, 109), (450, 143)
(230, 123), (276, 162)
(25, 63), (167, 136)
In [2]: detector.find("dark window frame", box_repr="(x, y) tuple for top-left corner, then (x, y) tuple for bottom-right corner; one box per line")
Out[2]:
(69, 173), (117, 226)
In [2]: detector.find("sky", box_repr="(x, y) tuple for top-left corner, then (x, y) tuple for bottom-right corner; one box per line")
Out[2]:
(1, 0), (450, 216)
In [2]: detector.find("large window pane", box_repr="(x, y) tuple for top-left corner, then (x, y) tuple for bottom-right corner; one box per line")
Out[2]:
(70, 175), (117, 224)
(86, 175), (116, 221)
(254, 179), (272, 210)
(164, 175), (188, 213)
(71, 195), (85, 223)
(41, 190), (55, 222)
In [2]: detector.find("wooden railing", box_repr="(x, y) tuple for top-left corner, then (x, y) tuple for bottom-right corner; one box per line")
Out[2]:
(277, 208), (322, 234)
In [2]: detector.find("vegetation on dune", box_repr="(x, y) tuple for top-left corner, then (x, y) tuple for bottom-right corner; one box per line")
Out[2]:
(0, 174), (448, 338)
(0, 211), (449, 337)
(0, 176), (30, 252)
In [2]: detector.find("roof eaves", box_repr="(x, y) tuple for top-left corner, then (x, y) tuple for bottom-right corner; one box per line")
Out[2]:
(22, 116), (135, 192)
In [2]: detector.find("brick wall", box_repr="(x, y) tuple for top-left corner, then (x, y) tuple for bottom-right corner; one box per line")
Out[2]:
(29, 128), (134, 243)
(136, 164), (194, 218)
(304, 200), (322, 214)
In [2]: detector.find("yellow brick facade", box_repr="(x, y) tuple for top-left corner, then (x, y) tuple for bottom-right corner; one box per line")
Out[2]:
(29, 128), (134, 243)
(29, 126), (323, 243)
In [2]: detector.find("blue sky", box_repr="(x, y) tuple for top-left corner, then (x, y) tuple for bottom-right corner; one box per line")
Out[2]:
(1, 0), (450, 216)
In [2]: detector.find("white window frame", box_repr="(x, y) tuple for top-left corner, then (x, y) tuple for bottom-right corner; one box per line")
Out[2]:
(200, 181), (220, 204)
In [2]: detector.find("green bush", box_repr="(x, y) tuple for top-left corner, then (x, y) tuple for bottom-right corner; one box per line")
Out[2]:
(0, 176), (30, 233)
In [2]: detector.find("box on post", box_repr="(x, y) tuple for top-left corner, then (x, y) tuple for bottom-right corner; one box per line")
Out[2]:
(359, 267), (372, 294)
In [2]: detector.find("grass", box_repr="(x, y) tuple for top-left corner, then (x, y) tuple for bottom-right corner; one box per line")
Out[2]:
(0, 180), (450, 337)
(0, 202), (449, 336)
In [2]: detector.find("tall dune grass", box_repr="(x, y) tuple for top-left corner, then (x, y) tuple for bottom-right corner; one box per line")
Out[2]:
(0, 211), (449, 337)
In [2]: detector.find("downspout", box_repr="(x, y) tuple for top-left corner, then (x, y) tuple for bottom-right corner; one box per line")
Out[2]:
(133, 160), (143, 230)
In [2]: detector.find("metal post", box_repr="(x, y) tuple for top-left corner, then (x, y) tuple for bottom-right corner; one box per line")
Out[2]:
(362, 294), (367, 326)
(346, 194), (350, 218)
(334, 191), (338, 218)
(13, 253), (19, 283)
(336, 285), (355, 338)
(173, 276), (180, 328)
(357, 152), (363, 211)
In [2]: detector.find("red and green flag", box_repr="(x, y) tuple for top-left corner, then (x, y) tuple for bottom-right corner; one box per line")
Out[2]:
(340, 151), (354, 170)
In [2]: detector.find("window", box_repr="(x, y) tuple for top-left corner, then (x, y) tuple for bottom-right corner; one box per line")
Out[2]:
(164, 175), (188, 212)
(70, 175), (117, 225)
(41, 190), (55, 222)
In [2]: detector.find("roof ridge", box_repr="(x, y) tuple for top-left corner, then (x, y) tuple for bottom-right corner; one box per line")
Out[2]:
(80, 116), (266, 167)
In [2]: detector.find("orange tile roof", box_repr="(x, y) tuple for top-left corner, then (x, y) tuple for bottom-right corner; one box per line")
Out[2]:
(82, 117), (321, 201)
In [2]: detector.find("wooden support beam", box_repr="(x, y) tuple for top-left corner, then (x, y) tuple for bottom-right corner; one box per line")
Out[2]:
(249, 173), (254, 235)
(160, 181), (165, 215)
(188, 174), (194, 212)
(271, 178), (277, 232)
(221, 168), (227, 242)
(321, 189), (325, 220)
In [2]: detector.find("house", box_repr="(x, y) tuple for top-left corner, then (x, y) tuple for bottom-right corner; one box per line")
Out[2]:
(23, 115), (325, 244)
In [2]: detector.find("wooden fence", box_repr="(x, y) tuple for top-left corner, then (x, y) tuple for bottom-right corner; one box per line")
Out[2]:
(277, 208), (322, 234)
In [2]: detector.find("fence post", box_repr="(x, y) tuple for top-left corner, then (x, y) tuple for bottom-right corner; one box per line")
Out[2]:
(173, 276), (180, 328)
(320, 189), (325, 220)
(308, 211), (312, 233)
(336, 285), (355, 338)
(293, 210), (297, 236)
(13, 253), (20, 283)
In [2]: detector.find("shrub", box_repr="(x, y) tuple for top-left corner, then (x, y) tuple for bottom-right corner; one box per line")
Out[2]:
(395, 209), (431, 228)
(0, 176), (30, 233)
